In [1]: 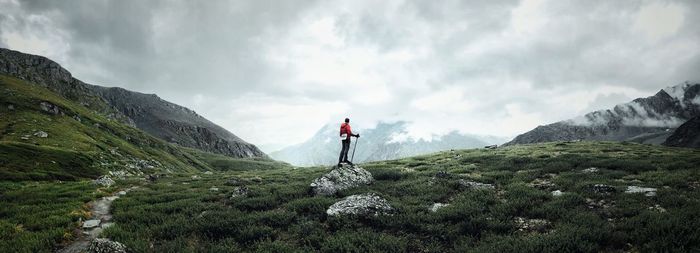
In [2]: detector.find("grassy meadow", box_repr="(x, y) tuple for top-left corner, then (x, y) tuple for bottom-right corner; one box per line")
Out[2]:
(86, 141), (700, 252)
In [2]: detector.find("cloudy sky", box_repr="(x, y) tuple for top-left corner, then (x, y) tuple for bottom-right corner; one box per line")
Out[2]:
(1, 0), (699, 152)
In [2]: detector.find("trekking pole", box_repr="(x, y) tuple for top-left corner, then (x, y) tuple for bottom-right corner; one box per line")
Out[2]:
(350, 136), (359, 163)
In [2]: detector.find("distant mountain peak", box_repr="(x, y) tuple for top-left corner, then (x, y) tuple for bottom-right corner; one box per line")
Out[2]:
(506, 82), (700, 146)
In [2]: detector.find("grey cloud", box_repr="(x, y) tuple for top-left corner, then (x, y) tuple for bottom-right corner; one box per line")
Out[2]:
(1, 0), (699, 147)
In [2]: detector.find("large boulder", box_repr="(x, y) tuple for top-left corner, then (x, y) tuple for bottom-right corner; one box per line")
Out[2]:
(310, 164), (373, 196)
(326, 193), (394, 216)
(87, 238), (127, 253)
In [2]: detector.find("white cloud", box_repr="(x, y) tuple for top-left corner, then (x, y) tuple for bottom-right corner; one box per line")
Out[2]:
(634, 2), (685, 41)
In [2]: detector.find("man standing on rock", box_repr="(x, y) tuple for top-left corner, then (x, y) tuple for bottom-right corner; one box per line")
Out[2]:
(339, 118), (360, 166)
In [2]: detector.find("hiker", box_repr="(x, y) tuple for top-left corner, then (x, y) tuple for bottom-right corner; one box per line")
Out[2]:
(339, 118), (360, 166)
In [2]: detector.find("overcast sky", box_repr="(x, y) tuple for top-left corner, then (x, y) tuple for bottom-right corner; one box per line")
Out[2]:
(1, 0), (699, 152)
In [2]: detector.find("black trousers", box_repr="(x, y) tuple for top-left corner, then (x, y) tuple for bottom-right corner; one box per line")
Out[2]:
(339, 139), (351, 163)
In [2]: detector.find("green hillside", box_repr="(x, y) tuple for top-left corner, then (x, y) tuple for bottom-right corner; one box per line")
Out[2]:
(0, 75), (286, 180)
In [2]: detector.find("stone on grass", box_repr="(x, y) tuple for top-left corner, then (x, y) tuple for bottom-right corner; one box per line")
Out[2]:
(458, 179), (495, 190)
(590, 184), (616, 195)
(92, 176), (115, 187)
(117, 191), (127, 196)
(582, 167), (599, 173)
(529, 178), (555, 190)
(230, 186), (249, 199)
(514, 217), (551, 233)
(429, 203), (450, 212)
(625, 186), (657, 197)
(191, 175), (200, 180)
(551, 190), (563, 197)
(224, 178), (242, 186)
(209, 187), (219, 191)
(204, 171), (213, 175)
(33, 131), (48, 138)
(39, 101), (62, 115)
(83, 219), (101, 229)
(87, 238), (127, 253)
(326, 193), (394, 217)
(310, 164), (373, 196)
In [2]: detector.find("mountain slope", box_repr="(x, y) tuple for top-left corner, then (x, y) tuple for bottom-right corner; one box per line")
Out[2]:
(663, 116), (700, 148)
(91, 86), (265, 158)
(506, 82), (700, 146)
(271, 121), (508, 166)
(0, 48), (264, 158)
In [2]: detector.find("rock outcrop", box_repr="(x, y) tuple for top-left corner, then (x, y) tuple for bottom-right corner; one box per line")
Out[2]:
(326, 193), (394, 216)
(663, 116), (700, 148)
(310, 164), (373, 196)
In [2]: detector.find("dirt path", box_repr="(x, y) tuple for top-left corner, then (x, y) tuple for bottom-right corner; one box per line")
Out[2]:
(57, 186), (137, 253)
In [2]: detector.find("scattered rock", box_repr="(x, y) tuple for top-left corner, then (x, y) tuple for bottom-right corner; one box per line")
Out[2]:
(209, 187), (219, 191)
(7, 104), (14, 110)
(82, 219), (101, 229)
(582, 167), (599, 173)
(20, 135), (30, 140)
(145, 174), (159, 183)
(484, 144), (498, 149)
(551, 190), (563, 197)
(108, 170), (129, 179)
(251, 176), (263, 183)
(529, 178), (555, 190)
(87, 238), (127, 253)
(433, 171), (453, 180)
(326, 193), (394, 216)
(117, 191), (127, 196)
(590, 184), (616, 195)
(648, 204), (666, 213)
(191, 175), (200, 180)
(429, 203), (450, 212)
(224, 178), (242, 186)
(92, 176), (115, 187)
(514, 217), (551, 233)
(457, 179), (495, 190)
(39, 101), (62, 115)
(625, 186), (657, 197)
(230, 186), (249, 198)
(33, 131), (48, 138)
(586, 198), (615, 210)
(204, 171), (213, 175)
(310, 164), (373, 196)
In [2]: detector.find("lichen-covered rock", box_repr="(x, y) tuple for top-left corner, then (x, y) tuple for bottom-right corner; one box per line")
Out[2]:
(326, 193), (394, 216)
(33, 131), (48, 138)
(92, 175), (115, 187)
(310, 164), (373, 196)
(87, 238), (127, 253)
(625, 186), (657, 197)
